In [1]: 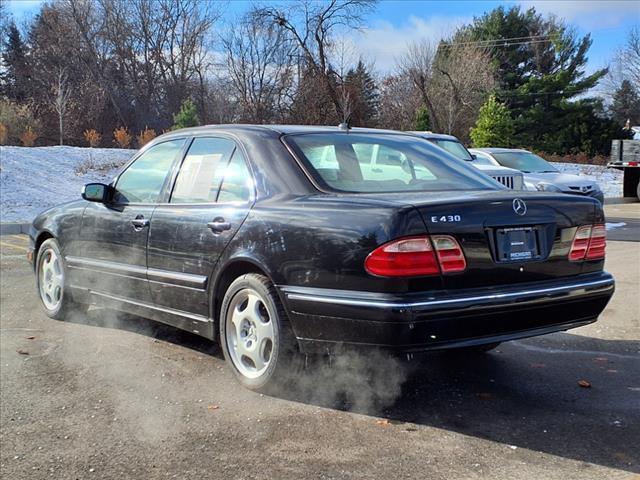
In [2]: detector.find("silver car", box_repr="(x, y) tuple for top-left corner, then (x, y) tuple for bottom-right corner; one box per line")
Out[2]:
(470, 148), (604, 204)
(411, 132), (524, 190)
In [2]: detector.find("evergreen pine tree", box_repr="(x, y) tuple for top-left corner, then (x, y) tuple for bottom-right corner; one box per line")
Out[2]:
(344, 60), (379, 127)
(611, 80), (640, 126)
(172, 99), (199, 130)
(414, 105), (431, 131)
(1, 22), (30, 101)
(470, 95), (514, 147)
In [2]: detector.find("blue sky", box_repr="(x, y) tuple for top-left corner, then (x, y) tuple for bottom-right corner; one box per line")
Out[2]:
(7, 0), (639, 75)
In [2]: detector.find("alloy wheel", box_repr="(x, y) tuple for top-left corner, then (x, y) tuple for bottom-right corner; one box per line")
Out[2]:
(225, 288), (275, 379)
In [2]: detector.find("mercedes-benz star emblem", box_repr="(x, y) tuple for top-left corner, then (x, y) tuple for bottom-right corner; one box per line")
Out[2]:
(513, 198), (527, 216)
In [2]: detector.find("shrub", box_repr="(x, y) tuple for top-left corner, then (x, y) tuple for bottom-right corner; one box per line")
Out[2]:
(20, 126), (38, 147)
(0, 101), (39, 145)
(470, 95), (514, 148)
(414, 105), (431, 131)
(84, 129), (102, 147)
(113, 127), (132, 148)
(0, 123), (7, 145)
(172, 99), (199, 130)
(137, 127), (156, 147)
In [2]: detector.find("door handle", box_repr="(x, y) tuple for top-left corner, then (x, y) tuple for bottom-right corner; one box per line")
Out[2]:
(131, 216), (149, 230)
(207, 218), (231, 233)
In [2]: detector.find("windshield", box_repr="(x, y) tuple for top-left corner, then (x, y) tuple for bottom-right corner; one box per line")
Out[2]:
(492, 151), (558, 173)
(429, 139), (473, 161)
(469, 153), (495, 166)
(285, 133), (500, 193)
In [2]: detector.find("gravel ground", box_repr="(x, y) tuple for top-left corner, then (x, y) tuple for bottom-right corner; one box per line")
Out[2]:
(0, 203), (638, 480)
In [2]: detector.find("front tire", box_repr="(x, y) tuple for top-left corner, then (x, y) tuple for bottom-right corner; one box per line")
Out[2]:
(36, 238), (85, 320)
(219, 273), (300, 392)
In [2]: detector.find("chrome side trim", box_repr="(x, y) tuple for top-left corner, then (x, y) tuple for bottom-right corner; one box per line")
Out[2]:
(88, 289), (210, 323)
(282, 277), (614, 310)
(66, 256), (207, 289)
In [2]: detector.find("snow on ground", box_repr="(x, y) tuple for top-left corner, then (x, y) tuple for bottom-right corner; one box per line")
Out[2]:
(0, 146), (625, 222)
(552, 162), (623, 198)
(1, 146), (135, 222)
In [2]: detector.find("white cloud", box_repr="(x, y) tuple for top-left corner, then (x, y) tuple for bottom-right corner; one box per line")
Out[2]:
(348, 15), (472, 73)
(518, 0), (639, 30)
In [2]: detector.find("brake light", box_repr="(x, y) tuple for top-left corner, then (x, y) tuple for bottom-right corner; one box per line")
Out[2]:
(586, 224), (606, 260)
(569, 224), (606, 261)
(364, 235), (465, 277)
(431, 235), (467, 273)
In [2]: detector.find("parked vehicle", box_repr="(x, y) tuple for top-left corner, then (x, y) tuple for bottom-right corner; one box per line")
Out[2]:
(411, 132), (524, 190)
(471, 148), (605, 204)
(608, 139), (640, 200)
(28, 125), (614, 391)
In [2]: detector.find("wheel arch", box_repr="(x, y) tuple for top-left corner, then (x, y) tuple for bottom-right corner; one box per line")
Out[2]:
(210, 256), (280, 340)
(33, 230), (56, 267)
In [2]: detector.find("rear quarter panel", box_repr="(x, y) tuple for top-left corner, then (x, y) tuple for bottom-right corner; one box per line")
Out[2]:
(214, 195), (440, 294)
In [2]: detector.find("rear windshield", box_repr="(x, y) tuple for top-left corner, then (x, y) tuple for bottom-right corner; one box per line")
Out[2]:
(285, 133), (499, 193)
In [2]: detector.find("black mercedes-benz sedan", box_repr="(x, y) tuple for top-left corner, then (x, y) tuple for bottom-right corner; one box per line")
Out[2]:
(28, 125), (615, 391)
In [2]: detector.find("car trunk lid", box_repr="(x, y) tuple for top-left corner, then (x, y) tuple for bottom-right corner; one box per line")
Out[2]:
(361, 190), (600, 289)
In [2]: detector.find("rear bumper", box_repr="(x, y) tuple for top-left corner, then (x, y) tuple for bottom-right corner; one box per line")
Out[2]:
(279, 272), (615, 354)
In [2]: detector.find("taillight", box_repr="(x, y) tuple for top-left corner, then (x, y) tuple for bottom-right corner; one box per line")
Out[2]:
(364, 235), (465, 277)
(586, 224), (606, 260)
(569, 224), (606, 261)
(431, 235), (467, 273)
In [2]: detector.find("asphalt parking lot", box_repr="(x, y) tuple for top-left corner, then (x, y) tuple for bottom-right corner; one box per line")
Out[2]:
(1, 203), (638, 480)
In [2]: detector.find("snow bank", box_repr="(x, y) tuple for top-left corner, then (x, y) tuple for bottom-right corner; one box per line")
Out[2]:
(1, 146), (135, 222)
(0, 146), (625, 222)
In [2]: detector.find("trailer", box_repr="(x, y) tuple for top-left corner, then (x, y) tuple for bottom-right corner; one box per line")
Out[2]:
(608, 139), (640, 200)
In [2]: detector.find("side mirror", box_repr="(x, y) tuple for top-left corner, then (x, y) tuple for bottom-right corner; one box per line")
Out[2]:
(82, 183), (111, 203)
(471, 154), (477, 160)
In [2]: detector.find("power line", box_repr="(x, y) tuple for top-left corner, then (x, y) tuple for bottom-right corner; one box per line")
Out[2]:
(438, 35), (559, 49)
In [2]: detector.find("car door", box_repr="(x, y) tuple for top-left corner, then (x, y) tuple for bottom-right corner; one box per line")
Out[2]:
(146, 137), (255, 317)
(74, 139), (186, 302)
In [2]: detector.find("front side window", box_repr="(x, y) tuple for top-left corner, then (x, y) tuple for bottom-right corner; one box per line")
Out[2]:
(114, 139), (185, 203)
(171, 137), (236, 203)
(286, 133), (498, 193)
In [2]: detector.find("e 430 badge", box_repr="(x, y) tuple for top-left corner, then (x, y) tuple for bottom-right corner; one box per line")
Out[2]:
(430, 215), (462, 223)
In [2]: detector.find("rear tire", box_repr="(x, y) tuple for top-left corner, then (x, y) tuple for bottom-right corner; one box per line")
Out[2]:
(219, 273), (301, 393)
(36, 238), (87, 320)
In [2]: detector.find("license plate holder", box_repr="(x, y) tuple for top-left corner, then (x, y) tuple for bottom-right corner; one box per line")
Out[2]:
(495, 227), (540, 262)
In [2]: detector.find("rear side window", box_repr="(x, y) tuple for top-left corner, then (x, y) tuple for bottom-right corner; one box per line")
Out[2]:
(286, 133), (498, 193)
(217, 150), (252, 203)
(114, 139), (185, 203)
(171, 137), (236, 203)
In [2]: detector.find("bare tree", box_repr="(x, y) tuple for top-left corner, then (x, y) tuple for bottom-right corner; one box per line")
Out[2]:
(377, 74), (419, 130)
(397, 40), (441, 131)
(51, 67), (72, 145)
(431, 43), (495, 140)
(258, 0), (376, 121)
(616, 26), (640, 87)
(66, 0), (219, 129)
(221, 12), (295, 123)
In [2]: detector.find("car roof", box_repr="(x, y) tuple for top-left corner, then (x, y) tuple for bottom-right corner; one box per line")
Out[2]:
(410, 131), (460, 141)
(160, 124), (415, 138)
(470, 147), (531, 154)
